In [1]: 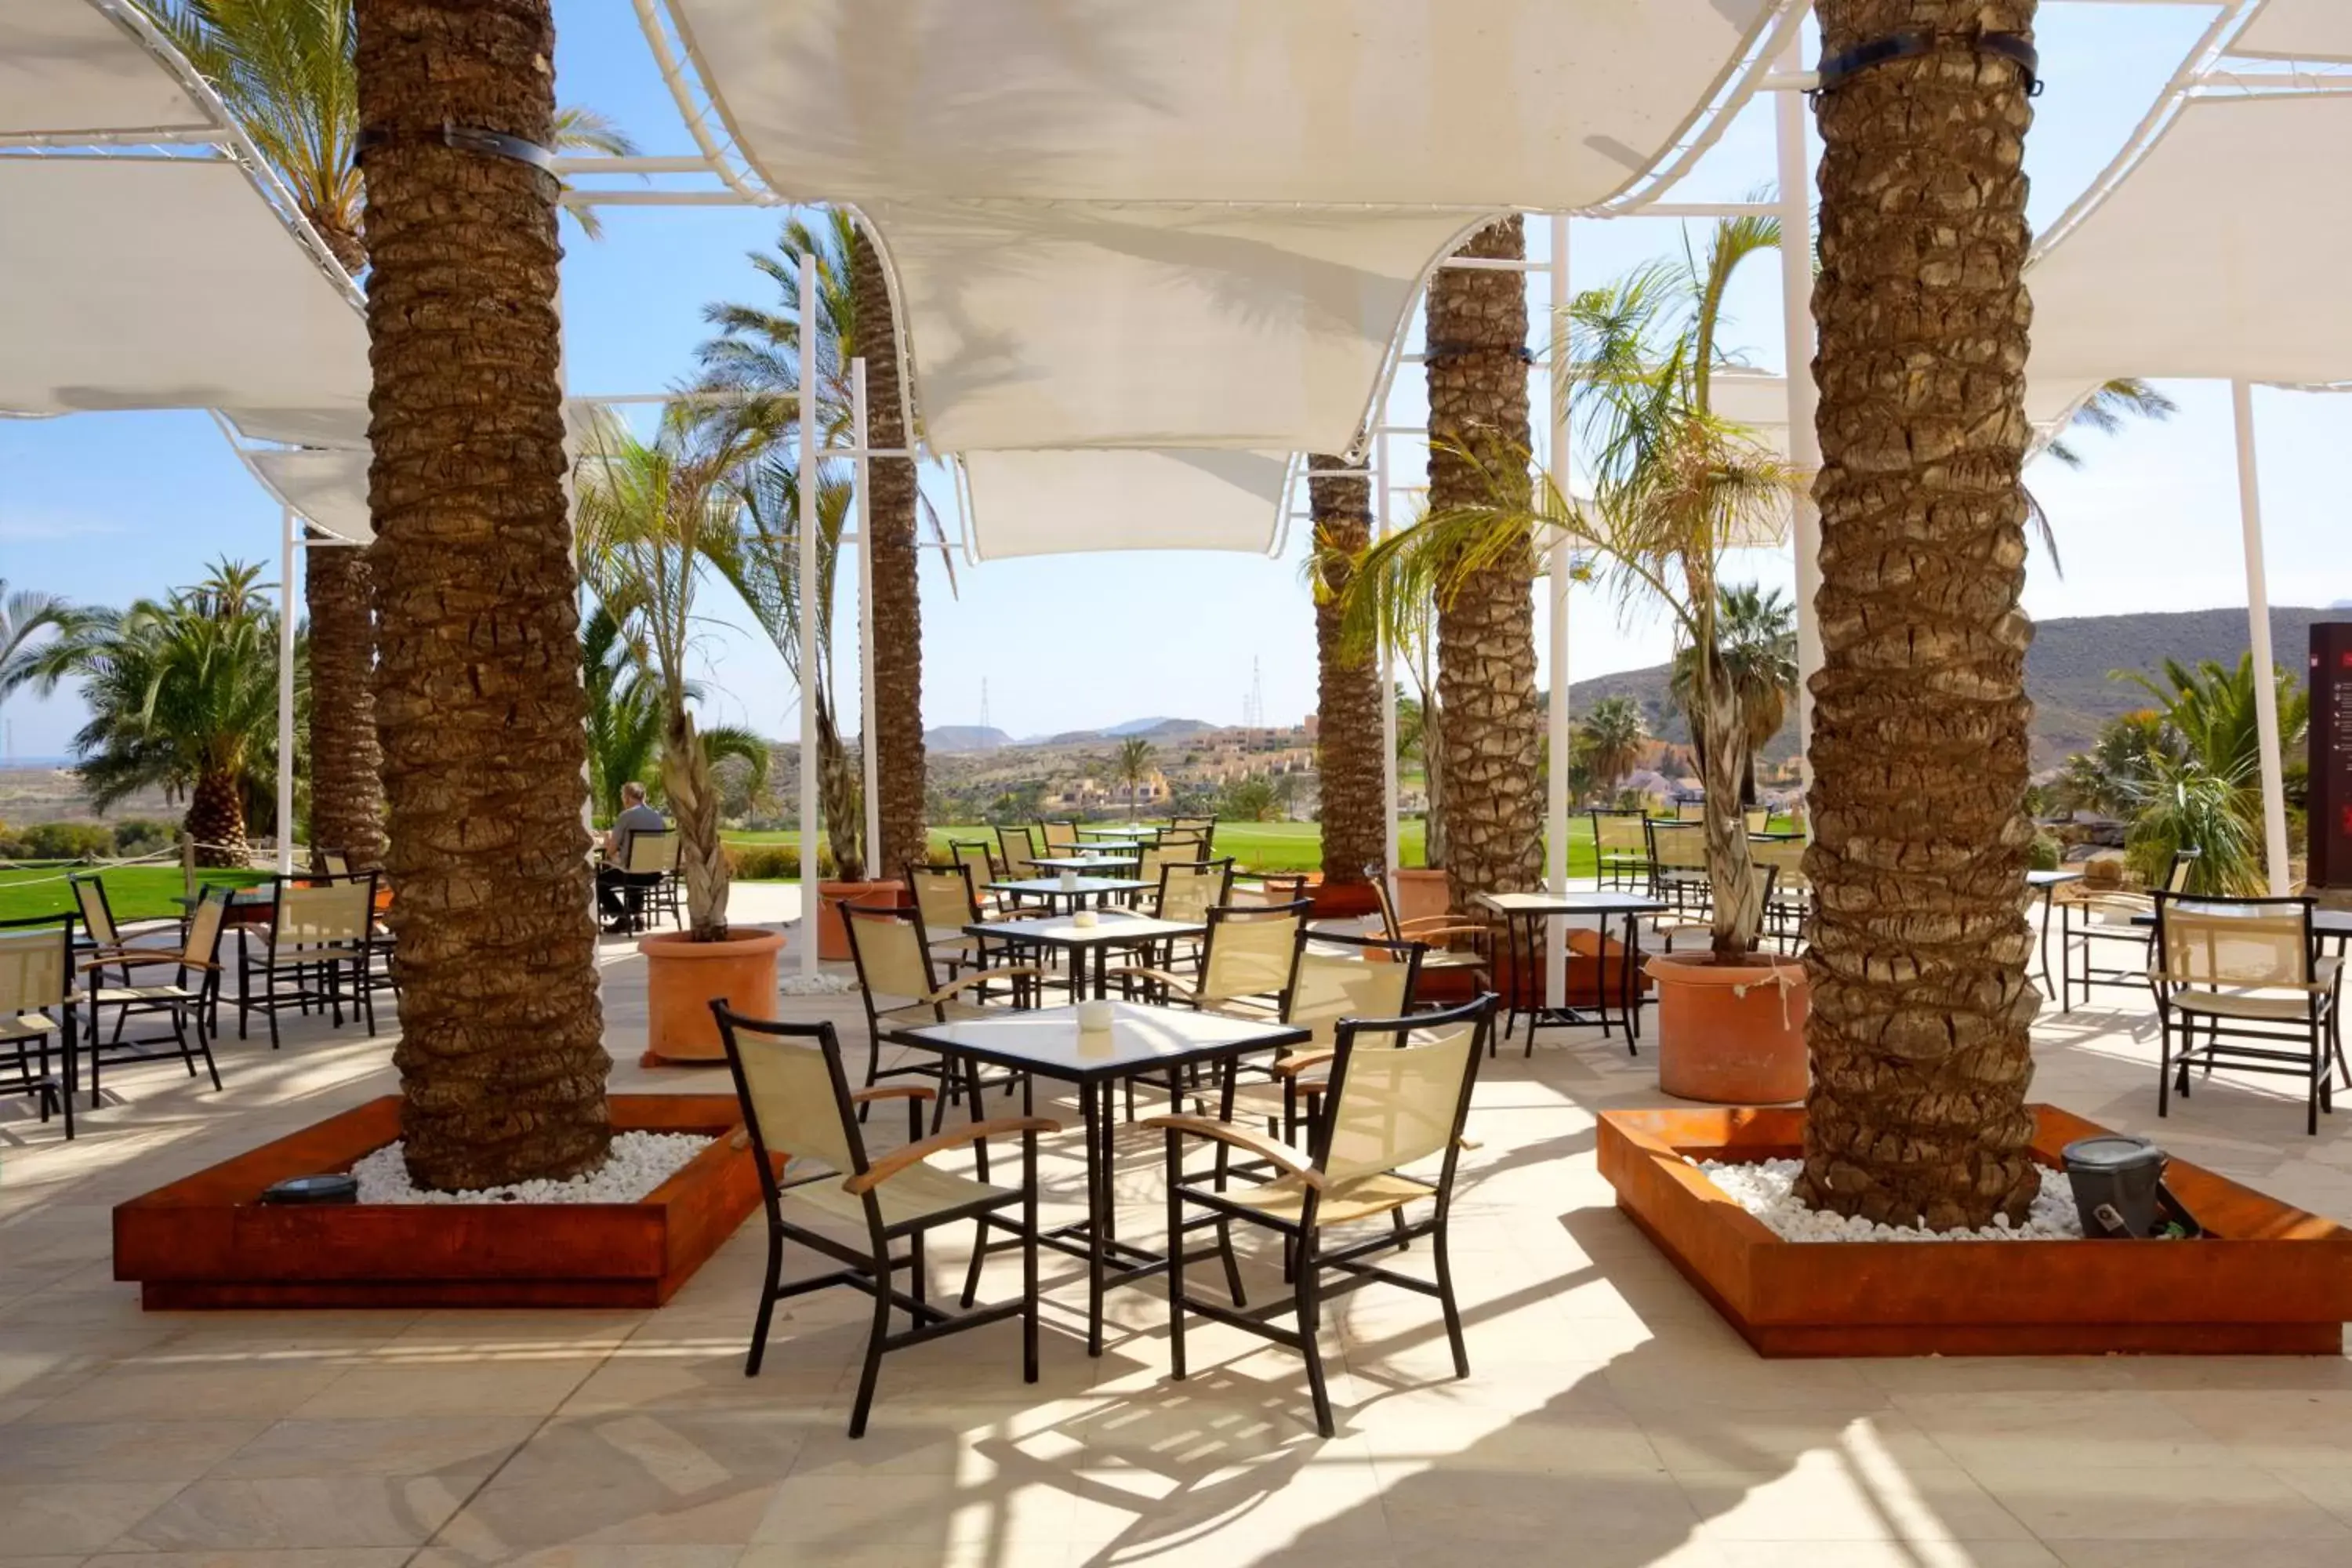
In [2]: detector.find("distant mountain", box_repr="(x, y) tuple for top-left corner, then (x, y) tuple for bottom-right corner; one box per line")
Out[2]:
(1102, 716), (1213, 738)
(1562, 605), (2344, 771)
(925, 725), (1011, 754)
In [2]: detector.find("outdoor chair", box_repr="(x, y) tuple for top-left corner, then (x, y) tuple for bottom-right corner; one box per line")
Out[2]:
(842, 901), (1041, 1132)
(1744, 806), (1772, 834)
(318, 849), (350, 877)
(905, 861), (1030, 978)
(2150, 891), (2348, 1136)
(1146, 993), (1497, 1436)
(1644, 819), (1711, 913)
(1589, 810), (1651, 891)
(1171, 813), (1219, 846)
(1038, 818), (1080, 855)
(1111, 900), (1308, 1118)
(949, 840), (1008, 914)
(237, 872), (379, 1047)
(1651, 865), (1780, 956)
(81, 882), (227, 1102)
(1236, 928), (1425, 1145)
(0, 913), (80, 1138)
(998, 823), (1047, 877)
(1367, 867), (1490, 1000)
(658, 832), (688, 927)
(1156, 826), (1211, 860)
(710, 1006), (1060, 1439)
(1748, 835), (1810, 952)
(68, 872), (180, 980)
(2058, 850), (2198, 1012)
(614, 827), (679, 934)
(1675, 799), (1708, 822)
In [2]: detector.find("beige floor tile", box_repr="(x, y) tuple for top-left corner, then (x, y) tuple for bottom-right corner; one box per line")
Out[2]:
(485, 1409), (809, 1494)
(1707, 1546), (2061, 1568)
(429, 1479), (779, 1555)
(116, 1475), (476, 1552)
(2050, 1542), (2352, 1568)
(409, 1548), (742, 1568)
(1677, 1454), (2034, 1544)
(83, 1552), (416, 1568)
(291, 1359), (604, 1419)
(1968, 1461), (2352, 1541)
(1894, 1390), (2234, 1471)
(205, 1416), (540, 1479)
(0, 1479), (191, 1555)
(17, 1364), (348, 1425)
(0, 1416), (267, 1480)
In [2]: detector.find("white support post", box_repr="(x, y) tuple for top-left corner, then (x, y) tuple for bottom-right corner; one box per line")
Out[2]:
(1377, 430), (1401, 894)
(1544, 213), (1571, 1011)
(797, 253), (822, 974)
(1775, 39), (1824, 824)
(276, 503), (297, 875)
(855, 358), (880, 878)
(2232, 379), (2294, 896)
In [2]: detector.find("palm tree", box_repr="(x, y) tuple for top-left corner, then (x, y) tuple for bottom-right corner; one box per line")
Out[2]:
(1669, 585), (1798, 806)
(1576, 695), (1647, 803)
(1114, 735), (1155, 819)
(2043, 378), (2179, 470)
(2115, 654), (2307, 891)
(1799, 0), (2043, 1231)
(580, 601), (768, 822)
(26, 561), (286, 866)
(701, 213), (935, 875)
(355, 0), (608, 1192)
(151, 0), (637, 880)
(575, 407), (771, 939)
(1424, 219), (1541, 907)
(0, 584), (77, 736)
(1351, 217), (1795, 956)
(1305, 456), (1385, 884)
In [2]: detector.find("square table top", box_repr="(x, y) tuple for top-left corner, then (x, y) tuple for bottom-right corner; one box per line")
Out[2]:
(886, 1001), (1308, 1083)
(1026, 854), (1139, 872)
(990, 877), (1148, 896)
(968, 912), (1203, 949)
(1473, 890), (1668, 917)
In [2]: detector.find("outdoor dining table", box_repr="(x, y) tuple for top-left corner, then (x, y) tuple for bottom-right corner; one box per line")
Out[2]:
(884, 1000), (1308, 1356)
(1025, 853), (1140, 875)
(2026, 868), (2085, 995)
(1075, 826), (1158, 844)
(1472, 889), (1668, 1048)
(969, 909), (1205, 1000)
(988, 875), (1147, 913)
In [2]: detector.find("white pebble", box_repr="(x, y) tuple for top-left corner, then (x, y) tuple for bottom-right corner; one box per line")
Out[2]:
(1697, 1158), (2084, 1243)
(779, 972), (860, 996)
(351, 1131), (713, 1205)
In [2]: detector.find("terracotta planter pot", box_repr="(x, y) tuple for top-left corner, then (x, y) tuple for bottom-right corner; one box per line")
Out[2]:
(1649, 949), (1809, 1105)
(1392, 866), (1454, 926)
(639, 927), (784, 1067)
(1308, 877), (1381, 920)
(815, 879), (905, 961)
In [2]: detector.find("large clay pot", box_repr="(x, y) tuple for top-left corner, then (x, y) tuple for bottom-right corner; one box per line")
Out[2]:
(639, 927), (784, 1067)
(1307, 876), (1381, 920)
(1649, 949), (1809, 1105)
(815, 880), (904, 961)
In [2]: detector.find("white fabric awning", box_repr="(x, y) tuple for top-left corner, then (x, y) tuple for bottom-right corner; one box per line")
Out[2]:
(961, 449), (1292, 559)
(0, 1), (216, 140)
(0, 157), (371, 438)
(2233, 0), (2352, 60)
(669, 0), (1783, 456)
(249, 447), (372, 545)
(2027, 93), (2352, 402)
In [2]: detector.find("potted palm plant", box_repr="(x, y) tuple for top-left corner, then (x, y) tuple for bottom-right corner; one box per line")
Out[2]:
(1350, 218), (1806, 1102)
(577, 407), (783, 1064)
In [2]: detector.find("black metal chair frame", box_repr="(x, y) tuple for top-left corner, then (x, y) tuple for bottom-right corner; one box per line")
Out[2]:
(1642, 818), (1711, 915)
(2059, 851), (2200, 1014)
(710, 1005), (1057, 1438)
(841, 900), (1037, 1142)
(81, 883), (227, 1104)
(1588, 808), (1652, 891)
(237, 871), (380, 1048)
(0, 912), (81, 1138)
(2151, 891), (2350, 1136)
(1262, 927), (1428, 1144)
(1150, 993), (1497, 1436)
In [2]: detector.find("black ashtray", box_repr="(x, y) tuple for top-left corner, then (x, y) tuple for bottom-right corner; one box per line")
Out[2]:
(259, 1173), (360, 1206)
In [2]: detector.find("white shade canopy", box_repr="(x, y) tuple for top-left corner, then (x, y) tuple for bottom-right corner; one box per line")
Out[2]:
(2234, 0), (2352, 60)
(0, 1), (215, 140)
(0, 158), (372, 441)
(962, 448), (1292, 559)
(249, 448), (373, 545)
(2027, 93), (2352, 405)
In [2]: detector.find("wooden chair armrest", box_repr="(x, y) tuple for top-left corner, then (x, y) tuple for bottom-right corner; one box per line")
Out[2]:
(1269, 1048), (1337, 1080)
(849, 1083), (938, 1105)
(1105, 966), (1201, 1002)
(1142, 1114), (1323, 1188)
(79, 952), (201, 975)
(843, 1116), (1064, 1193)
(2150, 971), (2335, 995)
(922, 966), (1044, 1004)
(1400, 921), (1488, 944)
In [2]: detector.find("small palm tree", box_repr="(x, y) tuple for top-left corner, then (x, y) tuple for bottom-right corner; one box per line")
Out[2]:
(583, 601), (768, 822)
(2114, 654), (2308, 889)
(1671, 585), (1798, 805)
(0, 583), (78, 725)
(2044, 379), (2180, 470)
(1115, 735), (1153, 819)
(1576, 695), (1647, 802)
(27, 561), (290, 866)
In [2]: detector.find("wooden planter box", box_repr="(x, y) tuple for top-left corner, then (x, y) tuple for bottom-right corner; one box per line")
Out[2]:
(1598, 1105), (2352, 1356)
(114, 1095), (764, 1310)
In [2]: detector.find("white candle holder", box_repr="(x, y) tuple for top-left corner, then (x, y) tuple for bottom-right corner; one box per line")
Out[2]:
(1076, 998), (1115, 1032)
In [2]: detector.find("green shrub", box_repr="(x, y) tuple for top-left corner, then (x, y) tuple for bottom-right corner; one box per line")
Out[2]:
(2027, 832), (2062, 873)
(111, 818), (176, 856)
(0, 821), (118, 862)
(726, 842), (838, 880)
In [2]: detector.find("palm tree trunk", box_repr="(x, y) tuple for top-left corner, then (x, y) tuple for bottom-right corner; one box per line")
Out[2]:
(660, 707), (732, 941)
(1800, 0), (2042, 1230)
(186, 769), (249, 869)
(851, 229), (928, 880)
(304, 532), (385, 870)
(1308, 455), (1385, 887)
(1428, 218), (1541, 907)
(1694, 661), (1761, 957)
(358, 0), (610, 1192)
(815, 689), (863, 880)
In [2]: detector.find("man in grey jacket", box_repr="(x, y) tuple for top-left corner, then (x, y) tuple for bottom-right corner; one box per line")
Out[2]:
(597, 781), (670, 931)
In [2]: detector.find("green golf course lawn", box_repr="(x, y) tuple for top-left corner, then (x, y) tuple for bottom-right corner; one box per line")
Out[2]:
(0, 864), (270, 924)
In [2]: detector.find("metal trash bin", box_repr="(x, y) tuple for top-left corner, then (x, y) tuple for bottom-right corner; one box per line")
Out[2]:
(2061, 1134), (2165, 1238)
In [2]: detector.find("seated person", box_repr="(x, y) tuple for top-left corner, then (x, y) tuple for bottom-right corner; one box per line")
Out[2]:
(596, 782), (670, 931)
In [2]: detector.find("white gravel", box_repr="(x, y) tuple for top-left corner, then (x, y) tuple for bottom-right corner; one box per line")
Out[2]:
(351, 1131), (712, 1205)
(1697, 1157), (2084, 1243)
(778, 971), (860, 996)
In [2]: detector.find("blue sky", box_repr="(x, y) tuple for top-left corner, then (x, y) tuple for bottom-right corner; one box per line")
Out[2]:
(5, 2), (2347, 760)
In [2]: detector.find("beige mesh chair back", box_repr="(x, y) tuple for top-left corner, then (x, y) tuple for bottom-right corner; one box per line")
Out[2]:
(1676, 800), (1707, 822)
(1197, 902), (1307, 1004)
(2154, 895), (2312, 995)
(1039, 819), (1080, 854)
(0, 927), (70, 1018)
(843, 902), (939, 1008)
(182, 884), (231, 972)
(1319, 1006), (1487, 1185)
(906, 863), (978, 936)
(278, 877), (372, 946)
(1748, 834), (1807, 891)
(950, 840), (999, 886)
(718, 1007), (862, 1173)
(1593, 812), (1646, 857)
(2150, 892), (2343, 1134)
(1156, 826), (1209, 859)
(69, 875), (119, 947)
(1288, 931), (1420, 1050)
(998, 824), (1043, 872)
(321, 849), (350, 877)
(1156, 858), (1234, 924)
(623, 828), (677, 876)
(1648, 819), (1707, 873)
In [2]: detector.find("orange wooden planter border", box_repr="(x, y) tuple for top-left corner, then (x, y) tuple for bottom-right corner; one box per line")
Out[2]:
(1597, 1105), (2352, 1357)
(114, 1094), (764, 1310)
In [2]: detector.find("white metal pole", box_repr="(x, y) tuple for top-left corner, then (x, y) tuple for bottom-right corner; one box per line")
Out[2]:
(1376, 429), (1401, 895)
(2231, 379), (2294, 896)
(276, 503), (297, 875)
(854, 358), (880, 877)
(797, 252), (822, 973)
(1776, 40), (1824, 823)
(1544, 213), (1571, 1011)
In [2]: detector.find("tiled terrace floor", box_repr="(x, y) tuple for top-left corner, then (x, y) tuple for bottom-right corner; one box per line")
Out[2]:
(4, 901), (2351, 1567)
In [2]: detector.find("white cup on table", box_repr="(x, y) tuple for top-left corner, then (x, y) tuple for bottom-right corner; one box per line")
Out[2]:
(1076, 998), (1115, 1032)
